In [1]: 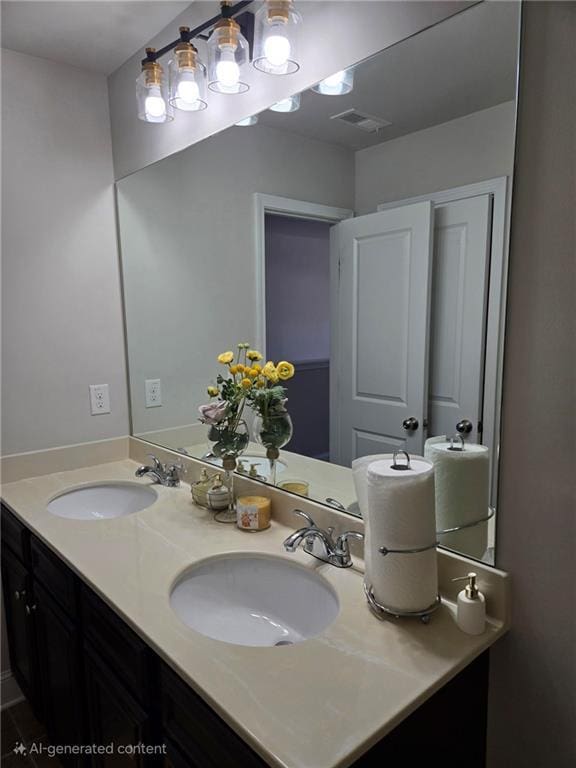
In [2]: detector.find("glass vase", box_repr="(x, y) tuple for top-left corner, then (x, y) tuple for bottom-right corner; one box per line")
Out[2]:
(207, 420), (248, 523)
(253, 412), (293, 486)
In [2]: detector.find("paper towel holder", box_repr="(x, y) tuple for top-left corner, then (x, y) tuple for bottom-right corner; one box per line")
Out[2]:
(364, 582), (441, 624)
(390, 450), (412, 470)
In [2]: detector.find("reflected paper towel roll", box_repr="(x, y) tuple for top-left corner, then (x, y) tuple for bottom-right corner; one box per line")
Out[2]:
(362, 455), (438, 613)
(424, 437), (489, 560)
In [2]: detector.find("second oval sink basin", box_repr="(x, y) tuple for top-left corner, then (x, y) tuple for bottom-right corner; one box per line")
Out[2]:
(170, 554), (339, 647)
(47, 482), (157, 520)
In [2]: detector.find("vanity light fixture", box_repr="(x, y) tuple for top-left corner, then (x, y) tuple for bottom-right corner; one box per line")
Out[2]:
(253, 0), (302, 75)
(312, 68), (354, 96)
(207, 1), (250, 94)
(169, 28), (207, 111)
(269, 92), (301, 112)
(137, 49), (173, 123)
(235, 115), (259, 125)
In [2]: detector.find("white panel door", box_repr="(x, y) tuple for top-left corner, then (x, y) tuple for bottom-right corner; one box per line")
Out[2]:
(428, 195), (491, 443)
(330, 202), (433, 466)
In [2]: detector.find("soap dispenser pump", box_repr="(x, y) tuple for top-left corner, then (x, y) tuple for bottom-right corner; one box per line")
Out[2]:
(452, 572), (486, 635)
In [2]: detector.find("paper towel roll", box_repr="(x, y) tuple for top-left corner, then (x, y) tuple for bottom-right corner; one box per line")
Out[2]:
(361, 455), (438, 613)
(424, 437), (490, 560)
(352, 454), (386, 580)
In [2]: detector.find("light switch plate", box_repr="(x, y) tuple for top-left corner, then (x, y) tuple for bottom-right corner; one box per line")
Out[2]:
(145, 378), (162, 408)
(89, 384), (110, 415)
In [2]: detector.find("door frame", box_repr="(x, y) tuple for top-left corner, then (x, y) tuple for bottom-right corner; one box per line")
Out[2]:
(378, 176), (509, 505)
(253, 193), (353, 355)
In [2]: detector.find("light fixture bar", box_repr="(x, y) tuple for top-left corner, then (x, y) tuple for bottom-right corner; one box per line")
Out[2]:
(140, 0), (253, 66)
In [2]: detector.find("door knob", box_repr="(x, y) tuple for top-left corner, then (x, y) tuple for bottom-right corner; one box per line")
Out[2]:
(25, 604), (37, 615)
(402, 417), (419, 432)
(456, 419), (473, 435)
(14, 589), (26, 601)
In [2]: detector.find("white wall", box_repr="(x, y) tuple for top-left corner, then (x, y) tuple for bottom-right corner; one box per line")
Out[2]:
(354, 101), (516, 213)
(1, 49), (129, 455)
(117, 123), (353, 436)
(108, 0), (472, 179)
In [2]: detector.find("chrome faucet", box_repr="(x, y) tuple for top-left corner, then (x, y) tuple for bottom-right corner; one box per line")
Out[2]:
(135, 454), (183, 487)
(283, 509), (364, 568)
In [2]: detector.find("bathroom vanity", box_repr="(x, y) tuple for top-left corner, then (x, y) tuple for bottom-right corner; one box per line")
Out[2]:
(1, 457), (509, 768)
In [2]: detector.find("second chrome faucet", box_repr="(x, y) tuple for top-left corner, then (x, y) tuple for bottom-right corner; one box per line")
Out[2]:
(283, 509), (364, 568)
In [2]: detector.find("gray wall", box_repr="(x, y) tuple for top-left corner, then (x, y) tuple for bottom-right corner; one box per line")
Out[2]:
(117, 124), (353, 436)
(487, 3), (576, 767)
(108, 0), (472, 179)
(354, 101), (516, 213)
(1, 49), (129, 455)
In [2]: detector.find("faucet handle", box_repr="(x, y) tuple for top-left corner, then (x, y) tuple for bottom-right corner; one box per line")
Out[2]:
(292, 509), (316, 528)
(146, 453), (164, 471)
(335, 530), (364, 567)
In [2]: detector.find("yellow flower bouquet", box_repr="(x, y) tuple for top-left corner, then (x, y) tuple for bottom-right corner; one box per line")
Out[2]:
(200, 343), (296, 484)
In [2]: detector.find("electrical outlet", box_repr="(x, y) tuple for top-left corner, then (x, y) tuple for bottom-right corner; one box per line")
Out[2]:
(89, 384), (110, 415)
(145, 378), (162, 408)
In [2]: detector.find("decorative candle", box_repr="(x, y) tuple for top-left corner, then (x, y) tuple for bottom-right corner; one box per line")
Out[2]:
(236, 495), (271, 531)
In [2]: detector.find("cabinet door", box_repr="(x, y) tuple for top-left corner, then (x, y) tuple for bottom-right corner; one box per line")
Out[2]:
(1, 546), (42, 714)
(84, 645), (155, 768)
(34, 583), (84, 764)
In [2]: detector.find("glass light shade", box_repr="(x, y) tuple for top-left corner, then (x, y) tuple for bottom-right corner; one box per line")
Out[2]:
(253, 0), (302, 75)
(311, 68), (354, 96)
(269, 93), (301, 112)
(169, 44), (207, 112)
(207, 19), (250, 94)
(235, 115), (259, 126)
(136, 60), (173, 123)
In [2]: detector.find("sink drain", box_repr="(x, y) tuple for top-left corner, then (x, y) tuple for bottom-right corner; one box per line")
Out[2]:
(274, 640), (294, 647)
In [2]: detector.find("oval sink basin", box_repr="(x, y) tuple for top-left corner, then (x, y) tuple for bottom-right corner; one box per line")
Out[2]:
(47, 482), (157, 520)
(170, 554), (339, 647)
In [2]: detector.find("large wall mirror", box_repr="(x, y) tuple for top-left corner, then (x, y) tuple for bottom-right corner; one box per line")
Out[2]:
(117, 1), (520, 565)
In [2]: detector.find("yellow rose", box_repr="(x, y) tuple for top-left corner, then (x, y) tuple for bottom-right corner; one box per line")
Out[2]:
(256, 379), (266, 389)
(241, 378), (252, 390)
(218, 351), (234, 365)
(277, 361), (295, 380)
(248, 367), (259, 377)
(207, 385), (219, 397)
(229, 364), (238, 375)
(247, 350), (263, 361)
(252, 363), (262, 373)
(262, 361), (279, 383)
(236, 363), (245, 373)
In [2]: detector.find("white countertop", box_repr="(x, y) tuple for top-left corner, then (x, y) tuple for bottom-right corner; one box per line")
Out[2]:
(1, 459), (508, 768)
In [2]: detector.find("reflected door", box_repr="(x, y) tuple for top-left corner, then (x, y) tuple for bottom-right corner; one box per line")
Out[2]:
(428, 195), (492, 443)
(330, 202), (433, 466)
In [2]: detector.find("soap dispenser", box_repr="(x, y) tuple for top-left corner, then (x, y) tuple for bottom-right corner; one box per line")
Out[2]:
(452, 572), (486, 635)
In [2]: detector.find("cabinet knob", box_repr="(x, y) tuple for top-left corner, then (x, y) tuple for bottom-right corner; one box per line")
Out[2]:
(14, 589), (26, 601)
(25, 604), (37, 615)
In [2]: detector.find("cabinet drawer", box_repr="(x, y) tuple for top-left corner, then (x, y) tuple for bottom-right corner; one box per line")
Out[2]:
(81, 585), (155, 707)
(30, 535), (77, 617)
(1, 503), (30, 565)
(160, 663), (267, 768)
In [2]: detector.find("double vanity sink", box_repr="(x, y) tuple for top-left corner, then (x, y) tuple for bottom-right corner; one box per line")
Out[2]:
(46, 481), (340, 647)
(1, 457), (509, 768)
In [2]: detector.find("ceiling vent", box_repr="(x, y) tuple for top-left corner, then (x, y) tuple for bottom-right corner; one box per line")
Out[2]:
(330, 108), (392, 134)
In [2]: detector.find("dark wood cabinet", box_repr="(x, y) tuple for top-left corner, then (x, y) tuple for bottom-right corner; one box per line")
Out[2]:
(1, 535), (43, 717)
(1, 505), (490, 768)
(84, 644), (154, 768)
(34, 582), (84, 764)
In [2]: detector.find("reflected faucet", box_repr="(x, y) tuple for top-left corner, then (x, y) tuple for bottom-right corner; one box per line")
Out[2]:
(283, 509), (364, 568)
(135, 454), (183, 487)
